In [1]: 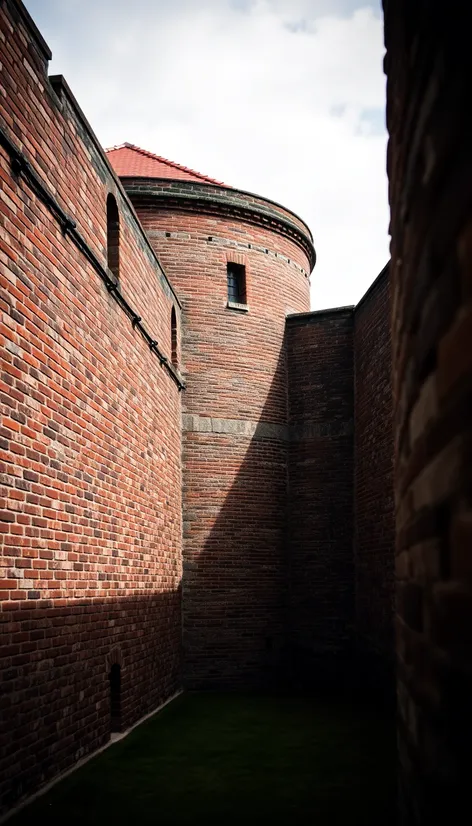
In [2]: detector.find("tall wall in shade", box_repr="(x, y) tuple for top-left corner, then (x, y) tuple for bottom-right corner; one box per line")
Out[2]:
(0, 1), (183, 813)
(123, 180), (315, 688)
(286, 308), (355, 686)
(286, 268), (394, 691)
(354, 265), (394, 686)
(384, 1), (472, 821)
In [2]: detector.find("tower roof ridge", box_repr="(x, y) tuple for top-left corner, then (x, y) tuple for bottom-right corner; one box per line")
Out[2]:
(106, 143), (227, 186)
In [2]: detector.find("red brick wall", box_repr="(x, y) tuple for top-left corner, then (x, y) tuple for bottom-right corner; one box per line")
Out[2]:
(286, 274), (394, 693)
(354, 265), (394, 685)
(286, 308), (355, 687)
(0, 1), (182, 813)
(126, 194), (312, 687)
(384, 1), (472, 820)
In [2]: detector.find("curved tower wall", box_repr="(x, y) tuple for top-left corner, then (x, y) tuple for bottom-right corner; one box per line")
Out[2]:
(123, 179), (314, 687)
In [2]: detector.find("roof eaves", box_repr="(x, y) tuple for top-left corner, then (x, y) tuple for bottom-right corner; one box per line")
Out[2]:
(105, 143), (226, 186)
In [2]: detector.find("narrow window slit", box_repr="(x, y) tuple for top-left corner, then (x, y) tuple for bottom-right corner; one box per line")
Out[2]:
(106, 194), (120, 280)
(109, 663), (121, 733)
(227, 262), (246, 305)
(171, 306), (178, 367)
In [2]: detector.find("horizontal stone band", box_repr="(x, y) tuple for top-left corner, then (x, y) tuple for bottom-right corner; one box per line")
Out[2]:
(182, 414), (353, 441)
(182, 414), (288, 441)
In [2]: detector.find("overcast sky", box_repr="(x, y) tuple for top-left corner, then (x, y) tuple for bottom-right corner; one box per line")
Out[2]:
(25, 0), (388, 309)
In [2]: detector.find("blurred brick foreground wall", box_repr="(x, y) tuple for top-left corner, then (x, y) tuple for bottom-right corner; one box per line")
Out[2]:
(384, 0), (472, 821)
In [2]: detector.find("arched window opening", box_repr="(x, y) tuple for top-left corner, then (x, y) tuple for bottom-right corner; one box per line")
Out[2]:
(106, 193), (120, 280)
(171, 306), (178, 368)
(109, 663), (121, 733)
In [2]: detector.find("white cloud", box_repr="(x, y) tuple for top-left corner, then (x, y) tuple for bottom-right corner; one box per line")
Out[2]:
(25, 0), (389, 308)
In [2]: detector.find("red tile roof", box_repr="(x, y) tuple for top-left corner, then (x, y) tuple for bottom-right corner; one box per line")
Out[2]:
(106, 143), (226, 186)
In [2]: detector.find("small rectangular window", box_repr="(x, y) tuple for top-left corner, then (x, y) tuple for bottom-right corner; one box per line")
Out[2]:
(227, 263), (246, 305)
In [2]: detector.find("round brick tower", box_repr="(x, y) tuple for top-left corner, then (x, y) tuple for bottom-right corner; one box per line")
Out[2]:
(108, 144), (315, 687)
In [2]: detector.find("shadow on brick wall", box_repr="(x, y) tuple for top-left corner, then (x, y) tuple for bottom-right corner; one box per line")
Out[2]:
(183, 326), (358, 696)
(0, 589), (182, 815)
(185, 306), (395, 704)
(286, 311), (355, 696)
(182, 340), (290, 691)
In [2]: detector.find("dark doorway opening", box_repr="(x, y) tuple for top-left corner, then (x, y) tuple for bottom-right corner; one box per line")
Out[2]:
(109, 663), (122, 733)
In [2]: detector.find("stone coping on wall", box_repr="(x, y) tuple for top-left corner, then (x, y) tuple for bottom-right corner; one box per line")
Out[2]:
(355, 262), (390, 313)
(7, 0), (51, 64)
(46, 74), (181, 309)
(286, 305), (355, 325)
(286, 261), (390, 325)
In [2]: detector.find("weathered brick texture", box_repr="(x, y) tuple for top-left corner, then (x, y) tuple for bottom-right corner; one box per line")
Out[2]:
(0, 1), (182, 813)
(286, 309), (355, 686)
(286, 274), (394, 693)
(125, 190), (313, 688)
(0, 0), (402, 817)
(354, 265), (394, 686)
(384, 1), (472, 820)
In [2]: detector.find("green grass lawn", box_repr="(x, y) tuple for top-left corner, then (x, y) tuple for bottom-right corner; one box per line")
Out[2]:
(10, 693), (396, 826)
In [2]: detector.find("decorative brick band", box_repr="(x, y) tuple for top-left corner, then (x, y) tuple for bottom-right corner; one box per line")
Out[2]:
(123, 180), (316, 271)
(146, 230), (310, 279)
(182, 414), (352, 441)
